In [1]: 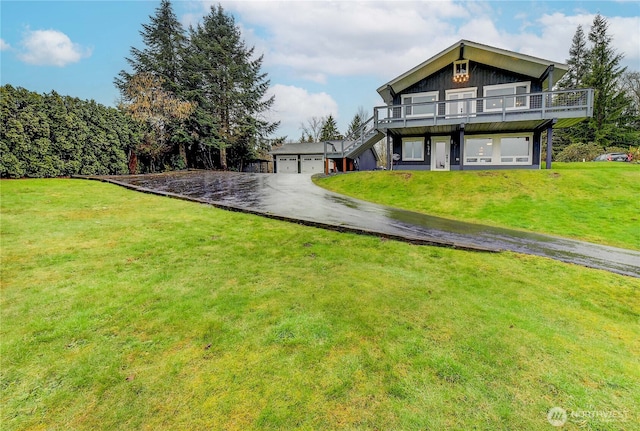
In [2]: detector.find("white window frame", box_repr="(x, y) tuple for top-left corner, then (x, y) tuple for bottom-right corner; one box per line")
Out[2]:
(402, 91), (439, 118)
(402, 137), (425, 161)
(453, 59), (469, 79)
(483, 81), (531, 112)
(464, 137), (494, 165)
(498, 135), (533, 164)
(464, 133), (533, 166)
(445, 87), (477, 117)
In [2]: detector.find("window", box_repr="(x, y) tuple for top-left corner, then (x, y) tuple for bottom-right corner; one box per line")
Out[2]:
(402, 138), (424, 161)
(500, 137), (530, 163)
(483, 82), (530, 111)
(464, 134), (533, 165)
(453, 60), (470, 83)
(465, 138), (493, 163)
(402, 91), (438, 117)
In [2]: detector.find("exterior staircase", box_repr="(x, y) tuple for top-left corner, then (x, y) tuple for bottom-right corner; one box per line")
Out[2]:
(324, 116), (384, 159)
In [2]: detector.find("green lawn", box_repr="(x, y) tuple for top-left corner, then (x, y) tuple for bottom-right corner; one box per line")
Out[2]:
(314, 163), (640, 251)
(1, 179), (639, 430)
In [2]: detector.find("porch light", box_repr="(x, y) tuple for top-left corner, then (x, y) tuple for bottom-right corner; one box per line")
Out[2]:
(453, 59), (469, 83)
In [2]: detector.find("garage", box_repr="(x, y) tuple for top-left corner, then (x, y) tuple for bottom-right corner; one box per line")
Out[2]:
(300, 156), (325, 174)
(275, 155), (299, 173)
(271, 142), (334, 174)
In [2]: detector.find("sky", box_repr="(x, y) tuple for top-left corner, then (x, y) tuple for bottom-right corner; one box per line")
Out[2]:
(1, 1), (639, 141)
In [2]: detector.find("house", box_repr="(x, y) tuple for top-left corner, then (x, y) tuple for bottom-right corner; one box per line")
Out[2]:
(271, 141), (378, 174)
(324, 40), (593, 172)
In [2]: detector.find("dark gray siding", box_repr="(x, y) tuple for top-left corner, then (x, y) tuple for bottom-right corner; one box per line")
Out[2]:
(355, 149), (378, 171)
(393, 61), (544, 106)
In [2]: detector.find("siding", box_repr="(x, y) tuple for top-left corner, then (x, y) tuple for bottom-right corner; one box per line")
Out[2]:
(393, 61), (544, 106)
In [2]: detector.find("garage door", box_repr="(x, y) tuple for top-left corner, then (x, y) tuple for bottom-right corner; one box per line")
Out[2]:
(276, 156), (298, 173)
(300, 155), (325, 174)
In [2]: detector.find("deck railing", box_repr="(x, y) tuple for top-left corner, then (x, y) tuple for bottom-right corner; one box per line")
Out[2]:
(374, 88), (594, 128)
(325, 88), (593, 159)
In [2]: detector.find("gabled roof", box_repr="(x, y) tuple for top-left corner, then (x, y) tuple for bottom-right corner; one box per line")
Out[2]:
(377, 39), (568, 104)
(270, 142), (336, 155)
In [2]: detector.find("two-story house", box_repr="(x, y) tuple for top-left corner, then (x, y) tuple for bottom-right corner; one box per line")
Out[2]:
(324, 40), (593, 172)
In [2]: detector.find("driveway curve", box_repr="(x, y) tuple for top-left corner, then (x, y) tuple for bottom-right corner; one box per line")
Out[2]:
(83, 171), (640, 278)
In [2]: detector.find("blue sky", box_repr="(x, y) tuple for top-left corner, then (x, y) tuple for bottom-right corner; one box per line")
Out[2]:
(2, 1), (639, 140)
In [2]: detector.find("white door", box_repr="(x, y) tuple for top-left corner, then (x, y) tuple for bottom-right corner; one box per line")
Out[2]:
(276, 156), (298, 173)
(446, 88), (477, 118)
(431, 138), (450, 171)
(300, 156), (325, 173)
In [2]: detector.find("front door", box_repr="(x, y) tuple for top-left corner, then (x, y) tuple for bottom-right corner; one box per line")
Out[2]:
(431, 138), (450, 171)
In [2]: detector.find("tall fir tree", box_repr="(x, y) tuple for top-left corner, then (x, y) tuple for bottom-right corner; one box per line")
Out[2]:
(558, 25), (589, 90)
(115, 0), (191, 168)
(115, 0), (186, 94)
(345, 107), (368, 139)
(584, 14), (631, 147)
(554, 25), (591, 149)
(183, 4), (277, 170)
(319, 115), (341, 141)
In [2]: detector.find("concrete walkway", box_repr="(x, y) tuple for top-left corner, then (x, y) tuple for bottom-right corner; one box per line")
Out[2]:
(83, 171), (640, 278)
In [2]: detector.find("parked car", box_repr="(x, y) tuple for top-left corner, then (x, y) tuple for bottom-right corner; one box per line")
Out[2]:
(593, 153), (630, 162)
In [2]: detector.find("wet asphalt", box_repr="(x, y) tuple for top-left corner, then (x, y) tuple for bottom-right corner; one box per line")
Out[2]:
(88, 171), (640, 278)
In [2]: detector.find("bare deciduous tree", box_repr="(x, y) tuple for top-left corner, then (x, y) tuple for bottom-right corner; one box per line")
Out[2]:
(299, 116), (326, 142)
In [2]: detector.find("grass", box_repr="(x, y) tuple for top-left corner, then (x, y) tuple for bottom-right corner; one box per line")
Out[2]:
(314, 162), (640, 250)
(1, 178), (639, 430)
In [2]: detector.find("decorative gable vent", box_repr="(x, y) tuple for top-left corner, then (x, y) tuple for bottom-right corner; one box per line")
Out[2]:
(453, 59), (469, 83)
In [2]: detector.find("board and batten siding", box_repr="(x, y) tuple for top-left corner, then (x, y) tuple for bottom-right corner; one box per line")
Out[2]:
(392, 61), (544, 107)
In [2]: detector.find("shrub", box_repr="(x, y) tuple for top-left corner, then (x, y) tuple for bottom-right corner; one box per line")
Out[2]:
(555, 143), (604, 162)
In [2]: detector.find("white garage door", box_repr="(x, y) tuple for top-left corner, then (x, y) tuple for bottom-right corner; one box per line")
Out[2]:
(300, 155), (325, 174)
(276, 156), (298, 173)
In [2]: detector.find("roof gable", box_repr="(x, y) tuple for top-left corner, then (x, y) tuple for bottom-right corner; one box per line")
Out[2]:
(377, 40), (568, 104)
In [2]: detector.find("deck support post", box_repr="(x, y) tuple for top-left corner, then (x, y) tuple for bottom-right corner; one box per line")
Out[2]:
(386, 133), (392, 170)
(458, 124), (465, 171)
(342, 157), (347, 172)
(545, 119), (557, 169)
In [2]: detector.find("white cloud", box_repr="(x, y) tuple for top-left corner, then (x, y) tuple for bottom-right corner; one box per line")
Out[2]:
(608, 16), (640, 68)
(0, 39), (10, 51)
(265, 84), (339, 139)
(214, 1), (468, 80)
(200, 1), (639, 82)
(18, 29), (92, 67)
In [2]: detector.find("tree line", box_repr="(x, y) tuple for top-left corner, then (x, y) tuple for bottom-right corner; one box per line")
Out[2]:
(1, 1), (276, 178)
(554, 14), (640, 162)
(298, 107), (370, 143)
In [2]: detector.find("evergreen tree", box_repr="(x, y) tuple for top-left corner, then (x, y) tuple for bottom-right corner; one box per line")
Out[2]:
(584, 14), (632, 147)
(183, 4), (277, 170)
(115, 0), (186, 93)
(319, 115), (341, 141)
(345, 107), (368, 139)
(558, 25), (589, 89)
(554, 25), (591, 149)
(115, 0), (190, 167)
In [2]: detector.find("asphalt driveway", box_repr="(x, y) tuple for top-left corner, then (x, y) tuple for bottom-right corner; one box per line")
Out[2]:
(86, 171), (640, 277)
